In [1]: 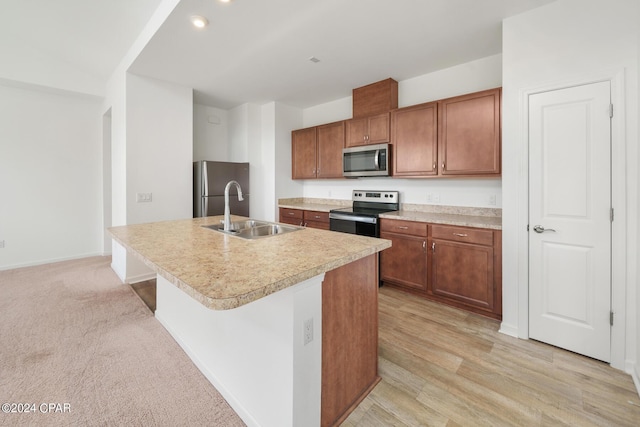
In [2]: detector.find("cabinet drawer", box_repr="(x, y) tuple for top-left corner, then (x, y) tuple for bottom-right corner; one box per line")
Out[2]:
(380, 219), (427, 237)
(303, 210), (329, 223)
(431, 225), (493, 246)
(280, 208), (303, 220)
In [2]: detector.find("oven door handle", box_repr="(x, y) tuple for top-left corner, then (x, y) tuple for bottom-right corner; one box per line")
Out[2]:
(329, 212), (377, 224)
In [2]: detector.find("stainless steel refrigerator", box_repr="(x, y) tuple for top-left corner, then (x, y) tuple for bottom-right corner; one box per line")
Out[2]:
(193, 161), (250, 218)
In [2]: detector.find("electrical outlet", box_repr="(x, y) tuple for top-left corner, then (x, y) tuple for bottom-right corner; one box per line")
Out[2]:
(136, 192), (153, 203)
(426, 193), (433, 203)
(432, 193), (440, 203)
(488, 194), (497, 206)
(0, 240), (4, 249)
(303, 318), (314, 345)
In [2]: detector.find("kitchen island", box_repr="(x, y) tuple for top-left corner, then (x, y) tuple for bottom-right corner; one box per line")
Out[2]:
(108, 216), (390, 427)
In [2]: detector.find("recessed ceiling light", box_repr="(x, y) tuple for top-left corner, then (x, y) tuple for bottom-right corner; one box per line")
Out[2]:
(309, 56), (320, 63)
(191, 15), (209, 28)
(219, 0), (233, 3)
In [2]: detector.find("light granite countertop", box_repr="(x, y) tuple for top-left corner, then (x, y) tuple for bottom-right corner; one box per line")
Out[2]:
(278, 198), (502, 230)
(108, 216), (390, 310)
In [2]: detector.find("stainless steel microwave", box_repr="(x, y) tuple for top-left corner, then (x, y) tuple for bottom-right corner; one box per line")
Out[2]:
(343, 143), (390, 177)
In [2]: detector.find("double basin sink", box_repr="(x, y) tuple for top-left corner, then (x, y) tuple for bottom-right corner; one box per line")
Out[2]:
(202, 219), (302, 240)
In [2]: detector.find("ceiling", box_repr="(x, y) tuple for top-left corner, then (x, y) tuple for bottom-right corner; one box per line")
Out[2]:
(0, 0), (164, 84)
(1, 0), (555, 108)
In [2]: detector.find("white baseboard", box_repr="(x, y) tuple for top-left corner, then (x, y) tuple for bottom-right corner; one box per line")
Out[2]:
(0, 252), (105, 271)
(629, 361), (640, 398)
(499, 322), (519, 338)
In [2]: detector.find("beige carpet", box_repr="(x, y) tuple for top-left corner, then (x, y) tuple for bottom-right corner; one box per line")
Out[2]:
(0, 256), (244, 427)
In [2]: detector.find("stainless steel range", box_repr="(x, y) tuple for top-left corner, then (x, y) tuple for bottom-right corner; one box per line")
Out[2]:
(329, 190), (399, 237)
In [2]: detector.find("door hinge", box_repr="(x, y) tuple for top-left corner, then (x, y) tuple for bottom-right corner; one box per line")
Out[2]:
(609, 104), (614, 118)
(610, 311), (614, 326)
(610, 208), (614, 222)
(527, 224), (530, 231)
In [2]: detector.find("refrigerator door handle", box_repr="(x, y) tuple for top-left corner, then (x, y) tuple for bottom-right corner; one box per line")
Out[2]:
(203, 161), (209, 197)
(202, 197), (208, 218)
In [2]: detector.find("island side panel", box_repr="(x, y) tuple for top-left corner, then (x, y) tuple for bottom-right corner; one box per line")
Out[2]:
(155, 273), (324, 427)
(321, 253), (380, 426)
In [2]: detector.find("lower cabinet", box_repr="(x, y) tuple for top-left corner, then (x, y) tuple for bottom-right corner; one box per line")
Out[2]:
(278, 208), (330, 230)
(380, 219), (502, 320)
(279, 207), (303, 226)
(380, 219), (428, 293)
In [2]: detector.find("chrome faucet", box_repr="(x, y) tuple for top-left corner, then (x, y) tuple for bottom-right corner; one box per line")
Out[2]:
(223, 180), (244, 231)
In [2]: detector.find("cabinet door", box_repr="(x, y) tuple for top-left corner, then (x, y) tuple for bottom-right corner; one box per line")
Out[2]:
(367, 112), (390, 144)
(291, 127), (317, 179)
(430, 239), (494, 311)
(316, 121), (345, 178)
(345, 117), (368, 147)
(392, 102), (438, 177)
(439, 88), (501, 176)
(380, 232), (427, 292)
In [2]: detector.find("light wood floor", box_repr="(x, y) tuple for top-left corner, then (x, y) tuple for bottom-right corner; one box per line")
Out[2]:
(130, 279), (156, 312)
(344, 286), (640, 426)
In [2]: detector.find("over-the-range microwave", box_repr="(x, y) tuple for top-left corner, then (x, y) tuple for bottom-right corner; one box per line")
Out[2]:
(342, 143), (390, 177)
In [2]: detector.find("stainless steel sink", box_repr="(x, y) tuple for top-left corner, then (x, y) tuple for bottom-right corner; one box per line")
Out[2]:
(202, 220), (302, 239)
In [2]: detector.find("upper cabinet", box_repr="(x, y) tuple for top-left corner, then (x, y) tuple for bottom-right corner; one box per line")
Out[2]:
(291, 79), (501, 180)
(438, 88), (501, 176)
(345, 112), (390, 147)
(352, 78), (398, 118)
(391, 102), (438, 177)
(292, 121), (345, 180)
(391, 88), (501, 178)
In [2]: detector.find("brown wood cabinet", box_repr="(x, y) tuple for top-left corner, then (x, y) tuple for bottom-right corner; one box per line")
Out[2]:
(380, 219), (428, 293)
(279, 208), (330, 230)
(352, 78), (398, 118)
(438, 88), (501, 176)
(390, 88), (501, 178)
(303, 210), (330, 230)
(391, 102), (438, 177)
(428, 225), (502, 319)
(345, 112), (390, 147)
(291, 121), (345, 179)
(380, 219), (502, 319)
(291, 127), (317, 179)
(279, 207), (303, 226)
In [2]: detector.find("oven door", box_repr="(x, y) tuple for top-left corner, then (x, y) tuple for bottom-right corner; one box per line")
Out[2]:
(329, 212), (378, 237)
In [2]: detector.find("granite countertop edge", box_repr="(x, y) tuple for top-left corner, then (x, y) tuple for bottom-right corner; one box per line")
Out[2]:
(109, 218), (390, 310)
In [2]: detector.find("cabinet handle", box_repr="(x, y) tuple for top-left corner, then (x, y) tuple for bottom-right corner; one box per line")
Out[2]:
(314, 215), (321, 219)
(432, 242), (435, 252)
(453, 233), (468, 237)
(397, 226), (409, 230)
(442, 162), (445, 170)
(433, 162), (436, 170)
(288, 212), (295, 216)
(422, 241), (426, 252)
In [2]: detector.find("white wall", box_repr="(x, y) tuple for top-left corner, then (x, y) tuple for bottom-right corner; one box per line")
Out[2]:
(193, 103), (228, 161)
(300, 55), (503, 208)
(0, 84), (103, 269)
(502, 0), (638, 372)
(126, 73), (193, 225)
(274, 103), (304, 211)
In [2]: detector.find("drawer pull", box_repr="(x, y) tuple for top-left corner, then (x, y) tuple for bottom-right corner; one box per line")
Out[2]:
(397, 226), (409, 230)
(288, 212), (295, 216)
(453, 233), (468, 237)
(314, 215), (321, 219)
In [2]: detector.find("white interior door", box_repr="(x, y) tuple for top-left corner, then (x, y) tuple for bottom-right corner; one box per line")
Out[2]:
(528, 81), (611, 362)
